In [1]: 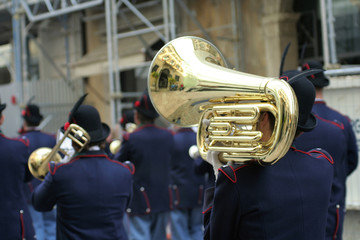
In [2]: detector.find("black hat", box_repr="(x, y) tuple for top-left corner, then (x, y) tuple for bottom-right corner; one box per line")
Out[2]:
(301, 60), (329, 88)
(64, 94), (110, 143)
(134, 91), (159, 119)
(22, 104), (43, 125)
(0, 98), (6, 113)
(280, 70), (322, 132)
(120, 110), (135, 129)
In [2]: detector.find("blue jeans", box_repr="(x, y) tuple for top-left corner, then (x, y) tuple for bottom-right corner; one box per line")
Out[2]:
(127, 212), (169, 240)
(29, 204), (56, 240)
(170, 207), (203, 240)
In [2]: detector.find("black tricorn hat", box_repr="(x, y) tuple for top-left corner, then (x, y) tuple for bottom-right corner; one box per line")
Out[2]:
(301, 60), (329, 88)
(134, 91), (159, 119)
(120, 110), (135, 129)
(280, 69), (323, 132)
(22, 104), (43, 125)
(64, 94), (110, 143)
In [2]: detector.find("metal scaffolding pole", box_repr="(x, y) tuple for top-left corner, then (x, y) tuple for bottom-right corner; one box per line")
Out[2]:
(320, 0), (330, 66)
(105, 0), (117, 126)
(12, 0), (24, 103)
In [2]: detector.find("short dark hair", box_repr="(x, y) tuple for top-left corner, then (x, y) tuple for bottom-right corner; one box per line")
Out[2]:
(136, 110), (155, 124)
(25, 120), (40, 127)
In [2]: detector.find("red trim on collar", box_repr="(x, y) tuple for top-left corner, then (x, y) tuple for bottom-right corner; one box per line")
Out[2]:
(50, 154), (108, 175)
(314, 100), (326, 105)
(0, 134), (29, 146)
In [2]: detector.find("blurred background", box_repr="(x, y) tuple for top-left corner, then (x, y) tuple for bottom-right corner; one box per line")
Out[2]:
(0, 0), (359, 238)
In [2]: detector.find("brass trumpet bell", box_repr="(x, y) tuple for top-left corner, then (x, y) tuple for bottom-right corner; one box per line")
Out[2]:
(28, 148), (62, 180)
(109, 122), (137, 155)
(28, 124), (91, 180)
(148, 36), (298, 165)
(109, 140), (121, 155)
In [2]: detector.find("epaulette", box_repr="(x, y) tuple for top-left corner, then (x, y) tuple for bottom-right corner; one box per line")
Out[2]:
(19, 136), (29, 146)
(219, 165), (237, 183)
(123, 161), (135, 175)
(218, 164), (248, 183)
(308, 148), (334, 164)
(104, 156), (136, 175)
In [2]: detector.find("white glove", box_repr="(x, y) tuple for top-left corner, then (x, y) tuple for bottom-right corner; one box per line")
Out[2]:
(206, 150), (223, 180)
(189, 145), (200, 160)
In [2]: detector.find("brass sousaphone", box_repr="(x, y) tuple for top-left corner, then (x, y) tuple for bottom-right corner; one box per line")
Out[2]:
(147, 36), (298, 165)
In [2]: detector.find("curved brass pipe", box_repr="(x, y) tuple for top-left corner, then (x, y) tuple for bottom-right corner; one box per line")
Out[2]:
(28, 124), (90, 180)
(148, 36), (298, 165)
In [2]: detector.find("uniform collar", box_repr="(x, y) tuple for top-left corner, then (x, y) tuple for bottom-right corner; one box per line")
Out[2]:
(74, 149), (107, 157)
(314, 98), (326, 105)
(23, 127), (41, 133)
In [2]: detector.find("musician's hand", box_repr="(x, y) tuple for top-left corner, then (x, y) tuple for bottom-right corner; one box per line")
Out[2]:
(206, 150), (223, 180)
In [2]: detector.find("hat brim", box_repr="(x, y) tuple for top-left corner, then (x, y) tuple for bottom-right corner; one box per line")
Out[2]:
(88, 122), (111, 143)
(311, 77), (329, 88)
(297, 112), (317, 132)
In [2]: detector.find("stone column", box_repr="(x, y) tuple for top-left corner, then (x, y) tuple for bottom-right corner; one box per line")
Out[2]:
(262, 13), (300, 77)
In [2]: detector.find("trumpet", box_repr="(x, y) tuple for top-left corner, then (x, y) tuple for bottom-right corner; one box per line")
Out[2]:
(28, 124), (91, 180)
(147, 36), (298, 165)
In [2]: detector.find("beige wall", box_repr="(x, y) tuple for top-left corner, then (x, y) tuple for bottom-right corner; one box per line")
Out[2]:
(181, 0), (299, 77)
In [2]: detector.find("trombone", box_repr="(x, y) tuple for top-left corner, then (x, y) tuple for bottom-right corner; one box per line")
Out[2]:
(28, 124), (91, 180)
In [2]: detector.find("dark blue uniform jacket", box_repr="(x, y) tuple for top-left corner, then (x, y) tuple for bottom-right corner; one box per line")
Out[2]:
(171, 128), (205, 209)
(313, 100), (358, 175)
(116, 124), (174, 215)
(295, 115), (347, 240)
(32, 150), (133, 240)
(0, 133), (35, 240)
(203, 147), (334, 240)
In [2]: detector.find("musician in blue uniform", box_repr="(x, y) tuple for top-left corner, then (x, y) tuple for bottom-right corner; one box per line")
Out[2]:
(170, 126), (205, 240)
(32, 95), (134, 240)
(120, 109), (136, 134)
(302, 60), (358, 240)
(203, 72), (334, 240)
(295, 114), (347, 240)
(0, 100), (36, 240)
(19, 103), (57, 240)
(115, 92), (175, 240)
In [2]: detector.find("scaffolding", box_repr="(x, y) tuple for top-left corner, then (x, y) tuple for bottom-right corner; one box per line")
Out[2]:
(1, 0), (242, 126)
